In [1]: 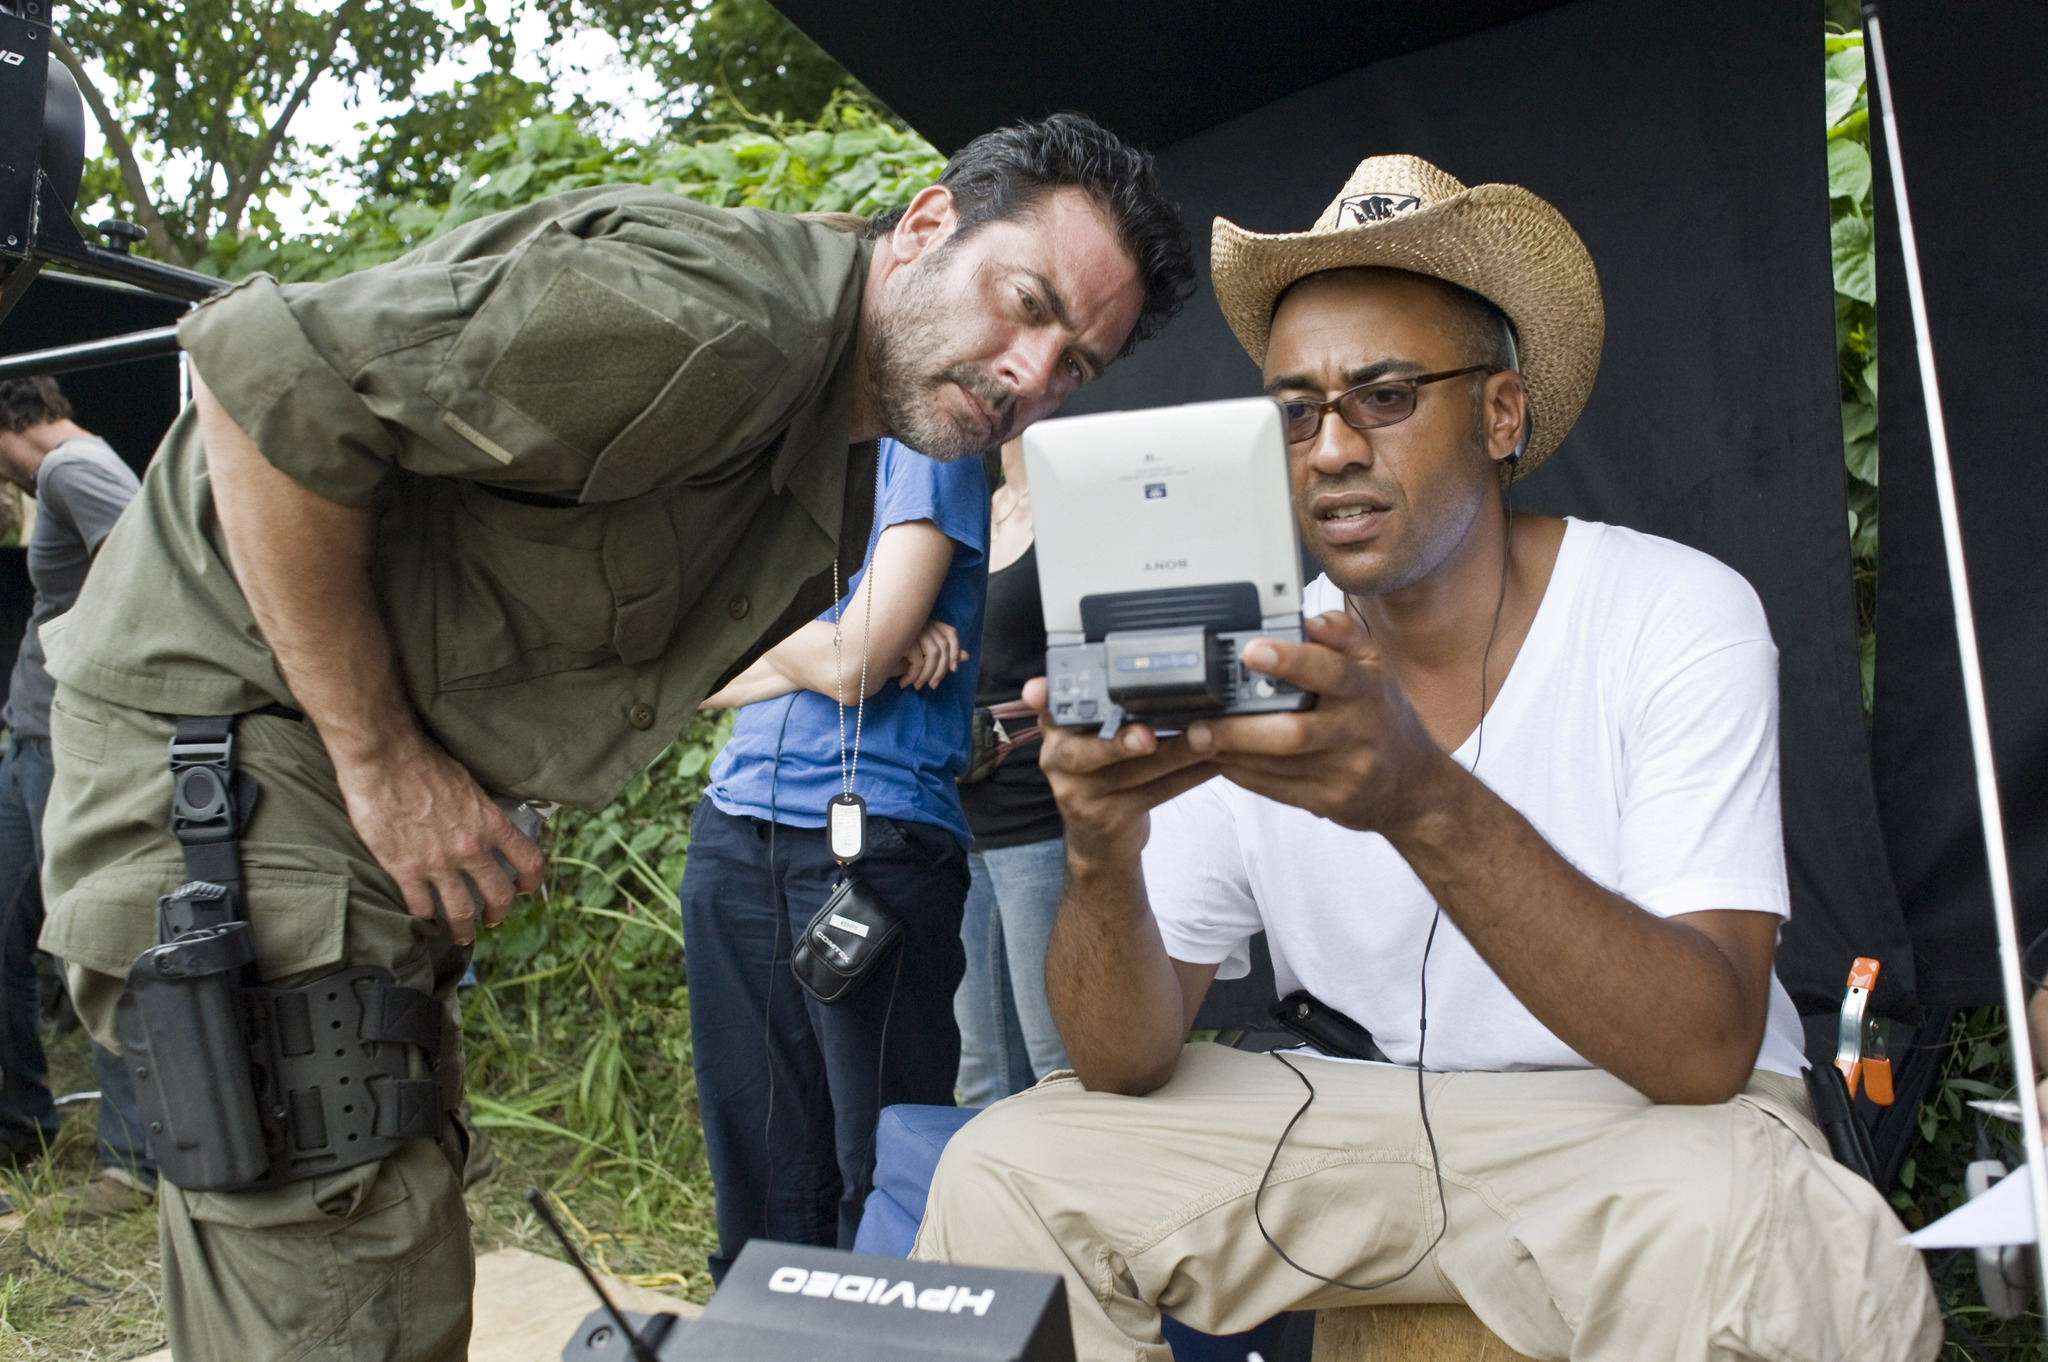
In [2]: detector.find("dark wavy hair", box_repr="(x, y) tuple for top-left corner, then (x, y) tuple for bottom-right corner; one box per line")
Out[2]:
(874, 113), (1195, 358)
(0, 377), (71, 434)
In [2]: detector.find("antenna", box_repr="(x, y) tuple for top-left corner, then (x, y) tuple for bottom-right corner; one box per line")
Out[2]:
(525, 1186), (666, 1362)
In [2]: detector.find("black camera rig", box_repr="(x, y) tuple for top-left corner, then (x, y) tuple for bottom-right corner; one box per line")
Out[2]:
(0, 0), (222, 377)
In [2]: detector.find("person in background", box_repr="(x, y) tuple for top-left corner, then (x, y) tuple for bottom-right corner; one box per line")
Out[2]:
(684, 435), (987, 1279)
(0, 377), (155, 1218)
(954, 437), (1070, 1104)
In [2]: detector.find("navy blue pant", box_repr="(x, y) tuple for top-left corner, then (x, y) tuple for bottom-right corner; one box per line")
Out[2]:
(0, 735), (152, 1177)
(680, 800), (967, 1281)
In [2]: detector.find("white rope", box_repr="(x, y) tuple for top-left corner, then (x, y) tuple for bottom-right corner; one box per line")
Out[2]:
(1867, 12), (2048, 1303)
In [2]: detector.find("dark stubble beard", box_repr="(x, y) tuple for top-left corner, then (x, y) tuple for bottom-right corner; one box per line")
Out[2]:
(861, 244), (1017, 462)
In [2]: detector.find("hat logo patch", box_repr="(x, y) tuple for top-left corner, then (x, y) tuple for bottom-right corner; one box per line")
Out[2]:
(1339, 192), (1422, 224)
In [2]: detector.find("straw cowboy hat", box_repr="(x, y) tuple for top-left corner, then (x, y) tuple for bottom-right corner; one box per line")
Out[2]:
(1210, 154), (1604, 475)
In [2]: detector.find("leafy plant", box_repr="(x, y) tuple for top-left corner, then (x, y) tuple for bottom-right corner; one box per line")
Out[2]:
(55, 0), (515, 267)
(207, 93), (944, 283)
(460, 710), (732, 1280)
(1826, 30), (1880, 710)
(1890, 1009), (2048, 1358)
(543, 0), (882, 128)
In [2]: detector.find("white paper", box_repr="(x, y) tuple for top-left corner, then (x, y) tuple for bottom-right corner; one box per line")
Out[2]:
(1905, 1165), (2036, 1248)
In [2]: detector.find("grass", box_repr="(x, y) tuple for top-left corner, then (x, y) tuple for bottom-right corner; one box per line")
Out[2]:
(0, 1031), (162, 1360)
(0, 1016), (718, 1360)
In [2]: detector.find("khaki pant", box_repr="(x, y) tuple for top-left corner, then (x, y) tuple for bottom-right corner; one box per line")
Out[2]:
(913, 1044), (1941, 1362)
(39, 686), (474, 1361)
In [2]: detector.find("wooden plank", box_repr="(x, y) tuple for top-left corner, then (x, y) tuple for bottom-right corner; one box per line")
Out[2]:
(1312, 1304), (1540, 1362)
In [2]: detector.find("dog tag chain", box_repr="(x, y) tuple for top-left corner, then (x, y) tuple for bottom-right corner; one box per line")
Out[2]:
(828, 550), (875, 863)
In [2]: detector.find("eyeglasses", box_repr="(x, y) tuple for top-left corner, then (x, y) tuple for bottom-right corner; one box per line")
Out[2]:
(1278, 366), (1496, 445)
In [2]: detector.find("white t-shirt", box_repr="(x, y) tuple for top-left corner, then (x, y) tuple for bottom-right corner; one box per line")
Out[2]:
(1141, 518), (1809, 1078)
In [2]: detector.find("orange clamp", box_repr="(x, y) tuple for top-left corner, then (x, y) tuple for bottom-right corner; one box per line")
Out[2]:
(1834, 956), (1893, 1105)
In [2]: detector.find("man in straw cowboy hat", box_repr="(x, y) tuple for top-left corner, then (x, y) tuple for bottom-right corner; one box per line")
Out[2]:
(912, 155), (1938, 1360)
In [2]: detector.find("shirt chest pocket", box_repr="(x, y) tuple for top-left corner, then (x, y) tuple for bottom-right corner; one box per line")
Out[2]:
(423, 221), (764, 498)
(431, 484), (684, 690)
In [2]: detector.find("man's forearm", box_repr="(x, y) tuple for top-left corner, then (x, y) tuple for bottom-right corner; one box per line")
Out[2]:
(195, 373), (544, 941)
(1390, 765), (1772, 1103)
(197, 378), (419, 761)
(1044, 851), (1190, 1096)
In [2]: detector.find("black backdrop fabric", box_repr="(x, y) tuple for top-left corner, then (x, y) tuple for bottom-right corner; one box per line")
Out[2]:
(775, 0), (1570, 155)
(1869, 1), (2048, 1007)
(1045, 0), (1905, 1015)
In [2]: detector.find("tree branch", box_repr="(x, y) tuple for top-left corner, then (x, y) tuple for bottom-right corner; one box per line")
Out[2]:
(217, 3), (353, 239)
(48, 31), (188, 267)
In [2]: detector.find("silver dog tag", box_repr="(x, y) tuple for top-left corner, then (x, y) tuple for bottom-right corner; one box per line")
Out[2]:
(827, 793), (866, 863)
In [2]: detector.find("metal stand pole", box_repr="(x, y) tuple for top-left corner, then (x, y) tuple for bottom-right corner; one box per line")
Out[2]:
(1864, 6), (2048, 1310)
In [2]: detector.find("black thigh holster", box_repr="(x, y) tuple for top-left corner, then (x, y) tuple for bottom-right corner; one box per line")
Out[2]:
(113, 714), (444, 1193)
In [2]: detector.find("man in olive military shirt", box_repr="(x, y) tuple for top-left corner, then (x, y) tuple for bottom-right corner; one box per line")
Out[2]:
(37, 114), (1193, 1358)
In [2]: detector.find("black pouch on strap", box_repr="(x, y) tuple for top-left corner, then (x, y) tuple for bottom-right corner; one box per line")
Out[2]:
(791, 875), (905, 1005)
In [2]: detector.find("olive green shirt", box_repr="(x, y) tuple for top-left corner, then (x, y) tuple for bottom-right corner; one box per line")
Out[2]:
(44, 187), (879, 810)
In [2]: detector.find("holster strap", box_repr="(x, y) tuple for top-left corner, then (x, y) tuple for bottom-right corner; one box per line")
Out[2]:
(369, 1076), (446, 1141)
(365, 979), (442, 1051)
(168, 716), (254, 924)
(165, 707), (301, 931)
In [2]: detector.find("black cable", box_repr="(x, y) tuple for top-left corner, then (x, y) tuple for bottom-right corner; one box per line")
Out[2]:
(1258, 456), (1516, 1290)
(21, 1240), (115, 1297)
(858, 945), (908, 1209)
(1255, 906), (1452, 1292)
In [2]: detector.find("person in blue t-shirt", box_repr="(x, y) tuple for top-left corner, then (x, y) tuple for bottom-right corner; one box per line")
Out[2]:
(681, 437), (987, 1279)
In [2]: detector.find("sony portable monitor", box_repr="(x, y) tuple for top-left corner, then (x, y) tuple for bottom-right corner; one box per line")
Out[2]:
(1024, 396), (1313, 733)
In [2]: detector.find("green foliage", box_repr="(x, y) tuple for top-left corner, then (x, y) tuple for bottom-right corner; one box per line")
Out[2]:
(58, 0), (510, 265)
(544, 0), (879, 128)
(1891, 1010), (2048, 1358)
(208, 94), (944, 284)
(58, 0), (894, 277)
(667, 0), (871, 124)
(461, 710), (732, 1262)
(356, 71), (560, 202)
(1826, 31), (1880, 710)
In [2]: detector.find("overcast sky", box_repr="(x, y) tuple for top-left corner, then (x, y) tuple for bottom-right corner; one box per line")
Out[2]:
(77, 0), (677, 237)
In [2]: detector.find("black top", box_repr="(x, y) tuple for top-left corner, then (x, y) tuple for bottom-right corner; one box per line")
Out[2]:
(960, 542), (1064, 849)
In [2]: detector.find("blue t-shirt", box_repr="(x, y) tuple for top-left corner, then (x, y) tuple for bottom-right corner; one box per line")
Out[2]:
(708, 439), (988, 845)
